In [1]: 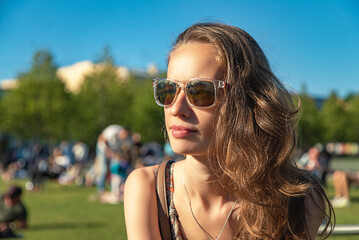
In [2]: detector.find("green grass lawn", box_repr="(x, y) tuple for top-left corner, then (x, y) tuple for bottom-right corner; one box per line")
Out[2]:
(0, 179), (127, 240)
(2, 157), (359, 240)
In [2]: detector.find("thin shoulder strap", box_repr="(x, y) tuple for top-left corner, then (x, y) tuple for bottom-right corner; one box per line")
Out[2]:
(156, 160), (173, 239)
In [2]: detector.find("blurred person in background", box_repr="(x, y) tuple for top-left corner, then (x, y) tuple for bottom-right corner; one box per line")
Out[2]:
(58, 141), (90, 186)
(318, 145), (332, 186)
(100, 150), (129, 204)
(0, 185), (27, 238)
(46, 146), (68, 180)
(26, 143), (48, 192)
(72, 141), (89, 184)
(297, 146), (322, 180)
(59, 140), (74, 166)
(139, 142), (163, 166)
(130, 132), (143, 169)
(88, 124), (124, 194)
(331, 170), (359, 208)
(0, 134), (9, 170)
(100, 128), (132, 204)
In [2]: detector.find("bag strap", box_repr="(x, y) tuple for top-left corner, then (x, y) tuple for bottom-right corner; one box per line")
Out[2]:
(156, 160), (173, 239)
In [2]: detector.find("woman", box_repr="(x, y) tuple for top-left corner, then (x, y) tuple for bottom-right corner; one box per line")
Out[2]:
(124, 22), (334, 239)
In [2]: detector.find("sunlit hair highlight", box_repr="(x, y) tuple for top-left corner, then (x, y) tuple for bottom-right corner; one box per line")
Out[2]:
(172, 22), (334, 239)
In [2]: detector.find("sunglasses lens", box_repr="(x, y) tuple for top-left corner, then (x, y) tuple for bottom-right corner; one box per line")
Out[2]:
(186, 81), (216, 107)
(155, 80), (177, 106)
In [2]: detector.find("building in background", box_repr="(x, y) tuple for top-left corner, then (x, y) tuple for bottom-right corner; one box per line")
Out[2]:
(0, 60), (154, 94)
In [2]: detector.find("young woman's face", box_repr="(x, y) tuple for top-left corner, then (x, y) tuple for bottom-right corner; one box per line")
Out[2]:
(165, 43), (224, 157)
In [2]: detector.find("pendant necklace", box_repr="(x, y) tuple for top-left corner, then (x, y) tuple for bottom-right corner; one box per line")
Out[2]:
(183, 175), (238, 240)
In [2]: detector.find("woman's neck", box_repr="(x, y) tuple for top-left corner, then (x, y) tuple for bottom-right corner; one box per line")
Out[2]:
(182, 155), (230, 204)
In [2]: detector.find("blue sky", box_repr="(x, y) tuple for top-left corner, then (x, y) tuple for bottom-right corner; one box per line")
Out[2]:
(0, 0), (358, 98)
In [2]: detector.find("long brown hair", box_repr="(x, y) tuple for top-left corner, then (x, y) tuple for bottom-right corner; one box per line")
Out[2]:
(172, 22), (334, 239)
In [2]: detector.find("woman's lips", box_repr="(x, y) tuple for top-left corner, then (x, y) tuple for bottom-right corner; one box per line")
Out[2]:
(170, 125), (197, 138)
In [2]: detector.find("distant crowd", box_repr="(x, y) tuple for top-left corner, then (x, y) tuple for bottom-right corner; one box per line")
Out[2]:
(2, 131), (359, 208)
(0, 125), (185, 238)
(0, 126), (181, 203)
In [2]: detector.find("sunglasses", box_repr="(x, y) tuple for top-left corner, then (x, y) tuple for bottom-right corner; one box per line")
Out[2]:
(152, 78), (225, 108)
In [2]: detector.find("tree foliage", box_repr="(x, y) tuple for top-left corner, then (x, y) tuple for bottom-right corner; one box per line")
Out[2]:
(0, 48), (166, 147)
(320, 92), (349, 142)
(71, 63), (133, 146)
(0, 48), (358, 150)
(69, 48), (164, 147)
(346, 95), (359, 141)
(128, 77), (164, 143)
(297, 91), (323, 148)
(0, 50), (72, 142)
(296, 89), (359, 147)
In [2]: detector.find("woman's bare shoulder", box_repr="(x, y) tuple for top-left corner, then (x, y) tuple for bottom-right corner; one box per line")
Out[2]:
(126, 165), (157, 186)
(124, 165), (158, 207)
(124, 165), (161, 240)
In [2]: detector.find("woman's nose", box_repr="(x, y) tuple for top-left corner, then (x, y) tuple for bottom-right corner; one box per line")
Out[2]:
(170, 89), (191, 118)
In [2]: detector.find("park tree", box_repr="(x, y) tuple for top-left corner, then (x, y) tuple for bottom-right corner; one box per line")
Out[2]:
(71, 47), (166, 146)
(71, 48), (133, 146)
(0, 96), (4, 130)
(346, 94), (359, 141)
(128, 76), (164, 143)
(0, 92), (3, 117)
(0, 50), (72, 142)
(320, 92), (349, 142)
(297, 90), (323, 148)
